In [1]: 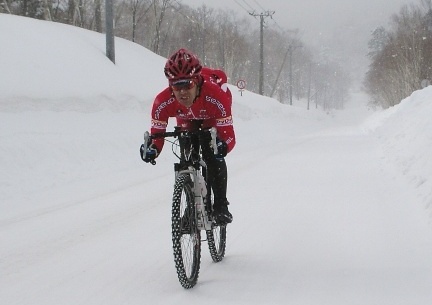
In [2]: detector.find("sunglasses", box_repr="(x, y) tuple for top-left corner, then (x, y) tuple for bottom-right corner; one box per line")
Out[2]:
(170, 79), (196, 91)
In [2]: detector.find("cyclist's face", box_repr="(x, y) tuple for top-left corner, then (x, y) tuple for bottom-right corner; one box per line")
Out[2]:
(171, 79), (198, 108)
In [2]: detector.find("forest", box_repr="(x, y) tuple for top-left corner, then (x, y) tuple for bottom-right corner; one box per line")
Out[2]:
(365, 0), (432, 108)
(2, 0), (432, 109)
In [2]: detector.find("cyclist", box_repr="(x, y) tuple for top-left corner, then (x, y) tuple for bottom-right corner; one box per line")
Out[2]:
(140, 48), (235, 224)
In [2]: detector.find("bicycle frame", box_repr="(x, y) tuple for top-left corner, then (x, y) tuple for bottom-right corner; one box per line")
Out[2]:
(177, 165), (212, 231)
(144, 127), (218, 231)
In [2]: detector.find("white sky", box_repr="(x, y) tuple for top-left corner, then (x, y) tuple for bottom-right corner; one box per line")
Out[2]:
(1, 14), (432, 304)
(185, 0), (415, 82)
(182, 0), (420, 84)
(184, 0), (413, 43)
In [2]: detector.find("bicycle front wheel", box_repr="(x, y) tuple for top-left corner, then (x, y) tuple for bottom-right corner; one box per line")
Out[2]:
(171, 173), (201, 289)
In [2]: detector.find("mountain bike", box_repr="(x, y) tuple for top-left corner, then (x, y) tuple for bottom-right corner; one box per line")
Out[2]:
(142, 126), (227, 289)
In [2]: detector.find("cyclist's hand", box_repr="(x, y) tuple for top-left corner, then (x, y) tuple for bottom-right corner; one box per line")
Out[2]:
(140, 143), (158, 164)
(215, 139), (227, 159)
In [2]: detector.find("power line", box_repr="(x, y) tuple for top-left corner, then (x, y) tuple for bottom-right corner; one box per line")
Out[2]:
(241, 0), (256, 12)
(233, 0), (250, 14)
(271, 18), (285, 32)
(235, 0), (300, 98)
(253, 0), (266, 12)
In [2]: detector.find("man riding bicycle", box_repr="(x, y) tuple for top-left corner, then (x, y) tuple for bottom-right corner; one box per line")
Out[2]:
(140, 48), (235, 224)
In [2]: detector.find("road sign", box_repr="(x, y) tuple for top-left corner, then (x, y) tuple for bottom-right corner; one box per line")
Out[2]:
(236, 79), (246, 90)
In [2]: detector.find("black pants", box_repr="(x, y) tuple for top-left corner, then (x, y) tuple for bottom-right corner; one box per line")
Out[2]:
(179, 131), (228, 207)
(181, 119), (228, 207)
(202, 145), (228, 207)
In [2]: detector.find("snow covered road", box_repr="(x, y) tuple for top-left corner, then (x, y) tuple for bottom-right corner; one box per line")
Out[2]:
(1, 109), (432, 305)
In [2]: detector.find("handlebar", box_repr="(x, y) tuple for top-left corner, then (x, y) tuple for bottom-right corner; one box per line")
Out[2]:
(143, 127), (218, 165)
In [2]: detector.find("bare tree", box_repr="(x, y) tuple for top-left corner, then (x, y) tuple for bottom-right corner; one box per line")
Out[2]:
(1, 0), (12, 13)
(94, 0), (102, 32)
(151, 0), (173, 53)
(365, 2), (431, 108)
(129, 0), (150, 42)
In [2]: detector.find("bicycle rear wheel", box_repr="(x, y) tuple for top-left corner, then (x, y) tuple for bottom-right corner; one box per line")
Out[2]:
(206, 223), (227, 262)
(205, 191), (227, 262)
(171, 173), (201, 289)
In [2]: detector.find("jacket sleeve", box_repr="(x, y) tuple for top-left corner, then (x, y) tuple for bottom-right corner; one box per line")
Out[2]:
(150, 91), (175, 153)
(213, 87), (236, 153)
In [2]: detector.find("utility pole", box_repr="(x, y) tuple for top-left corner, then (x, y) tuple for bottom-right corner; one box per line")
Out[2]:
(105, 0), (115, 64)
(249, 11), (274, 96)
(270, 47), (290, 98)
(307, 62), (312, 110)
(288, 44), (301, 105)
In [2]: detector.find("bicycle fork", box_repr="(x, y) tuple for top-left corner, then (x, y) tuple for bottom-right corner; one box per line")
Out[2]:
(174, 165), (213, 231)
(194, 171), (213, 231)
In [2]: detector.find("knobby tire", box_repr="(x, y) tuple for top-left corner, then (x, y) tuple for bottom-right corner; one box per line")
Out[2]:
(205, 191), (227, 262)
(171, 174), (201, 289)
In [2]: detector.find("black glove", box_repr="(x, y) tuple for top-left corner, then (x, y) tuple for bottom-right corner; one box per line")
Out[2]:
(140, 143), (158, 164)
(215, 139), (227, 159)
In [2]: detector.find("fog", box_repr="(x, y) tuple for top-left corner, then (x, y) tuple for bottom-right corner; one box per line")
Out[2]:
(186, 0), (411, 42)
(186, 0), (414, 83)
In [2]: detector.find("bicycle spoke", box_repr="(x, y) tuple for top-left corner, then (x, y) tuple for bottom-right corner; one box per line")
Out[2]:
(172, 174), (201, 288)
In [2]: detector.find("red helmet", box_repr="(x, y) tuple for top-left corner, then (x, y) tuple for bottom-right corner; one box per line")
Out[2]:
(164, 48), (202, 80)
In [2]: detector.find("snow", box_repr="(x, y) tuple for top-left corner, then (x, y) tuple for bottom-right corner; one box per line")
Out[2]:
(1, 14), (432, 305)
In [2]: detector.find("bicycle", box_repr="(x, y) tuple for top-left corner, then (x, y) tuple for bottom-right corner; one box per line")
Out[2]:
(142, 126), (227, 289)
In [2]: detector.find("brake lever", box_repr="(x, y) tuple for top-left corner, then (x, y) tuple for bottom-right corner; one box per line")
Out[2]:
(143, 131), (150, 153)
